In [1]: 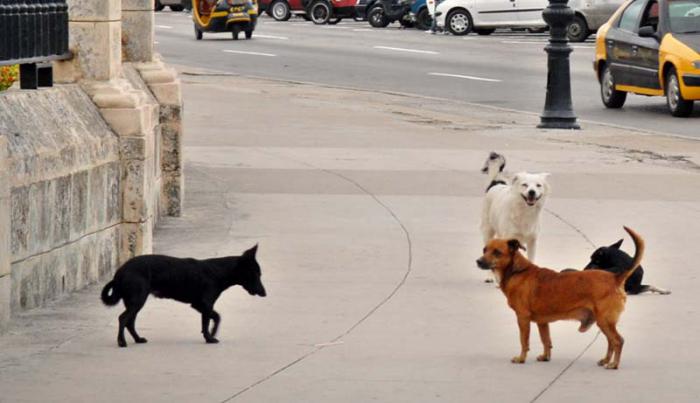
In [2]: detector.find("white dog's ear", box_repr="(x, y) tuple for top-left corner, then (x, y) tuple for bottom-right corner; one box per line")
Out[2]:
(512, 173), (523, 185)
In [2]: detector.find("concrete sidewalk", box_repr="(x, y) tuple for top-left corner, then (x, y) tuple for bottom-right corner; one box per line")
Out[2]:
(1, 73), (699, 403)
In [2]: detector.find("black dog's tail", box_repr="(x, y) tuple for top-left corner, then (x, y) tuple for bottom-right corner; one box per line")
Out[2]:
(616, 227), (645, 287)
(481, 152), (507, 192)
(101, 280), (121, 306)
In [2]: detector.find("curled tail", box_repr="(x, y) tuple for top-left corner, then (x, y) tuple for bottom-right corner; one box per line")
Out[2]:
(101, 280), (121, 306)
(616, 226), (645, 287)
(481, 152), (507, 191)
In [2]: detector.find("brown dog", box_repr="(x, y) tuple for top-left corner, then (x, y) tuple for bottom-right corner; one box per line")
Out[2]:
(476, 226), (644, 369)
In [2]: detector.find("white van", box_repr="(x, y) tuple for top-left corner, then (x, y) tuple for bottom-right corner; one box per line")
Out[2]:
(435, 0), (624, 41)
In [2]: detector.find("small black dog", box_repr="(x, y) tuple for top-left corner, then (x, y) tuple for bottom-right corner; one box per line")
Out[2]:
(101, 245), (266, 347)
(584, 239), (670, 295)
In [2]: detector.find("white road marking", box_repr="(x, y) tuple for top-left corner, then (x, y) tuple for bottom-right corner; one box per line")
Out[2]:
(428, 72), (501, 82)
(154, 41), (160, 45)
(223, 49), (277, 57)
(373, 46), (439, 55)
(254, 34), (289, 40)
(156, 25), (174, 29)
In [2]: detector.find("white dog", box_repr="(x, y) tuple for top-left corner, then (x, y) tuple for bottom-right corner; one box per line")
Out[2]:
(480, 152), (550, 269)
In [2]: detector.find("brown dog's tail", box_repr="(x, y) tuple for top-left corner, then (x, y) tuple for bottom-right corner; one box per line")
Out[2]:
(616, 226), (645, 287)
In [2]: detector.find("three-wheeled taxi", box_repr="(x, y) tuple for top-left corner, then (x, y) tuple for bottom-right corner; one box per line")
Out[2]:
(192, 0), (258, 40)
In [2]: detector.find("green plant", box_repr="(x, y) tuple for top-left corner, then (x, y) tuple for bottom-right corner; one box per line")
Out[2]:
(0, 65), (19, 91)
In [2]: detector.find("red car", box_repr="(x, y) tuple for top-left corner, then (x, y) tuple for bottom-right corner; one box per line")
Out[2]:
(302, 0), (358, 24)
(259, 0), (307, 21)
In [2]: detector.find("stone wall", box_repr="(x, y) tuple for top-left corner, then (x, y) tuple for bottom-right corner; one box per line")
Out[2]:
(0, 86), (121, 322)
(0, 0), (184, 331)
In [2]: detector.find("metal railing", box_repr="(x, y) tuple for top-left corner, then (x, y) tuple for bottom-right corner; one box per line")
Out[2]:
(0, 0), (70, 89)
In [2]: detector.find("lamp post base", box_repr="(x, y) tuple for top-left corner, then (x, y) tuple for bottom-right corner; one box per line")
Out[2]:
(537, 117), (581, 130)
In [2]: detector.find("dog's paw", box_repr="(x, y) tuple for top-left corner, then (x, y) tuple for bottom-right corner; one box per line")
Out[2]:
(484, 278), (494, 283)
(604, 363), (619, 370)
(511, 356), (526, 364)
(205, 337), (220, 344)
(597, 358), (609, 367)
(536, 354), (550, 362)
(135, 337), (148, 344)
(118, 339), (127, 348)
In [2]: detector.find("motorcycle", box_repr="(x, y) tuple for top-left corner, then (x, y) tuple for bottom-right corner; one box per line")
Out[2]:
(192, 0), (258, 40)
(367, 0), (414, 28)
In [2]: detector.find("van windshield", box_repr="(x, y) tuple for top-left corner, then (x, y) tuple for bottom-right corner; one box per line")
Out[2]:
(668, 0), (700, 33)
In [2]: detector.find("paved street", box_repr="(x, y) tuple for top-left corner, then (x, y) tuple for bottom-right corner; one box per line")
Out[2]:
(2, 72), (700, 402)
(154, 11), (699, 138)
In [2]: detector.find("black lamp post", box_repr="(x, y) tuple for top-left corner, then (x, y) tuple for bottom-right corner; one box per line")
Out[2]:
(538, 0), (580, 129)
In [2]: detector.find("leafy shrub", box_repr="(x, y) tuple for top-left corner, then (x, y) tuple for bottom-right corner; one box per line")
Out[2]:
(0, 65), (19, 91)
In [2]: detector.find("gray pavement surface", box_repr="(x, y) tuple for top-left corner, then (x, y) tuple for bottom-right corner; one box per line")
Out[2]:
(154, 11), (700, 139)
(2, 74), (700, 402)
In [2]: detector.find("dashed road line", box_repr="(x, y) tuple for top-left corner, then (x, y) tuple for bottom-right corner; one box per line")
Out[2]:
(373, 45), (439, 55)
(222, 49), (277, 57)
(156, 24), (174, 29)
(254, 34), (290, 40)
(428, 72), (501, 82)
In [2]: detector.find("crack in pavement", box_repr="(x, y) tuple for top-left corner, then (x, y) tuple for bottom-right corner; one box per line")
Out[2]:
(219, 148), (413, 402)
(529, 208), (599, 403)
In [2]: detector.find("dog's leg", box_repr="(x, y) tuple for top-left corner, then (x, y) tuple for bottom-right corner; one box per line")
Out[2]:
(597, 320), (623, 369)
(536, 323), (552, 362)
(645, 285), (671, 295)
(512, 315), (530, 364)
(192, 302), (219, 343)
(526, 237), (537, 261)
(125, 297), (148, 344)
(118, 310), (129, 348)
(481, 225), (496, 283)
(210, 310), (221, 337)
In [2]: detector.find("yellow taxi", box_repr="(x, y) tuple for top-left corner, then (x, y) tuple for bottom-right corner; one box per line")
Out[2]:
(594, 0), (700, 116)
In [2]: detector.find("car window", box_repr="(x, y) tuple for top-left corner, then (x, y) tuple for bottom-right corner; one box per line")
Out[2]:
(668, 0), (700, 33)
(640, 0), (659, 31)
(619, 0), (646, 31)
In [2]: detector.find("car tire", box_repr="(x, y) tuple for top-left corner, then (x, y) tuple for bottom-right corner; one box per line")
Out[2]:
(567, 15), (590, 42)
(155, 0), (165, 11)
(170, 4), (184, 11)
(309, 1), (332, 24)
(666, 68), (694, 117)
(245, 29), (254, 39)
(270, 0), (292, 21)
(232, 25), (241, 40)
(446, 9), (473, 36)
(368, 7), (390, 28)
(414, 7), (432, 31)
(474, 28), (495, 35)
(195, 26), (203, 40)
(600, 64), (626, 108)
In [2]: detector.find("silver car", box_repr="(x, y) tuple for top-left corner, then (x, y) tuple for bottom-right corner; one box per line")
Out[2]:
(568, 0), (626, 41)
(155, 0), (191, 11)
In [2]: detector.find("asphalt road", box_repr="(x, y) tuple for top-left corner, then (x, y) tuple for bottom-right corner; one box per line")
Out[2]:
(154, 11), (699, 138)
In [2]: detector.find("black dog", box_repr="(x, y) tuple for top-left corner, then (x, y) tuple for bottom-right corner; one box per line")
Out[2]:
(584, 239), (670, 295)
(101, 245), (266, 347)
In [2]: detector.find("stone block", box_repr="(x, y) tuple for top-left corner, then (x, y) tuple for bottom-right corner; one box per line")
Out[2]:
(70, 171), (89, 240)
(162, 173), (183, 217)
(100, 106), (148, 137)
(119, 221), (153, 263)
(52, 175), (72, 246)
(122, 0), (154, 11)
(122, 158), (152, 222)
(10, 186), (29, 258)
(161, 121), (183, 172)
(68, 21), (122, 81)
(68, 0), (121, 22)
(122, 10), (155, 62)
(148, 80), (183, 107)
(89, 165), (107, 231)
(0, 275), (9, 333)
(106, 162), (122, 225)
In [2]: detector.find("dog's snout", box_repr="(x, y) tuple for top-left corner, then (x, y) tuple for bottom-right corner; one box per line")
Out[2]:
(528, 189), (536, 197)
(476, 258), (490, 270)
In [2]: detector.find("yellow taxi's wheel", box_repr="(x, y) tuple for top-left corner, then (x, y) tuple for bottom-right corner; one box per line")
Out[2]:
(600, 64), (626, 108)
(666, 68), (694, 117)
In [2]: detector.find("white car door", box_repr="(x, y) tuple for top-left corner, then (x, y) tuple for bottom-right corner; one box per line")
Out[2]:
(474, 0), (521, 25)
(513, 0), (548, 27)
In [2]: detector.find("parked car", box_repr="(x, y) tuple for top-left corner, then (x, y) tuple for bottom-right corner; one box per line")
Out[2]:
(568, 0), (626, 41)
(155, 0), (190, 11)
(302, 0), (358, 24)
(594, 0), (700, 116)
(259, 0), (307, 21)
(411, 0), (432, 30)
(367, 0), (415, 27)
(435, 0), (548, 36)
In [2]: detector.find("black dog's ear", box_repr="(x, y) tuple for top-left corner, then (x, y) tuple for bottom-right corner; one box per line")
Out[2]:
(610, 239), (623, 249)
(243, 244), (258, 258)
(507, 239), (526, 254)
